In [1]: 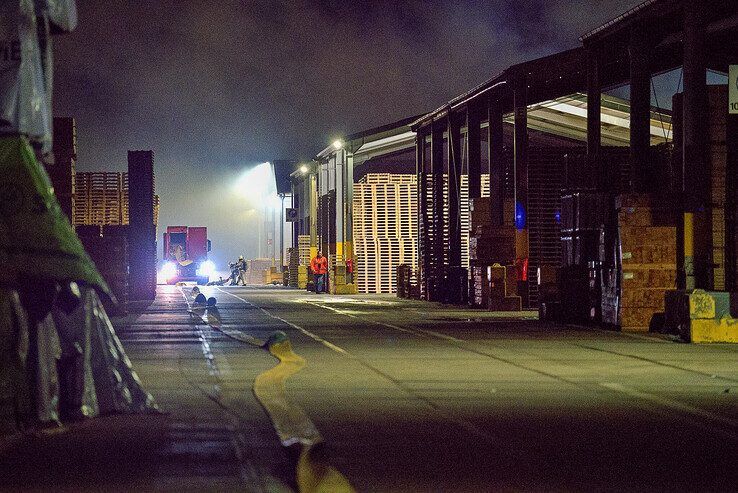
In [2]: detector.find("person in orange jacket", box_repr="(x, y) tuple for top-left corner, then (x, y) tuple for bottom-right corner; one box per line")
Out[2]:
(310, 251), (328, 293)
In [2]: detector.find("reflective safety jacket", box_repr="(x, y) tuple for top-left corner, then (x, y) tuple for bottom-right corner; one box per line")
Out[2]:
(310, 256), (328, 275)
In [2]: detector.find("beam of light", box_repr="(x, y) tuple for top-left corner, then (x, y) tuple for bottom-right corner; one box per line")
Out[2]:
(235, 162), (276, 202)
(268, 193), (283, 210)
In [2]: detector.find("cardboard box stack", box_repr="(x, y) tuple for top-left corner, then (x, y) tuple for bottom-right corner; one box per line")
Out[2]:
(487, 264), (522, 311)
(468, 197), (520, 310)
(617, 194), (678, 331)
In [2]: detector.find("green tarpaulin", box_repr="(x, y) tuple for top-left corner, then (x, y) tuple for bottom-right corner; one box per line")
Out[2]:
(0, 136), (109, 295)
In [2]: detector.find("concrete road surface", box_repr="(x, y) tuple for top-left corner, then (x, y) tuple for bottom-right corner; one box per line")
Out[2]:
(6, 284), (736, 492)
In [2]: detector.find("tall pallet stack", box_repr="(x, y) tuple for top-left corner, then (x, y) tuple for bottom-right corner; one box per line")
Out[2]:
(353, 174), (417, 294)
(617, 194), (678, 331)
(297, 235), (311, 266)
(296, 235), (311, 289)
(287, 247), (299, 287)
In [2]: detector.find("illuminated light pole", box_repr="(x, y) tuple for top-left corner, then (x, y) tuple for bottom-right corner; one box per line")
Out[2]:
(278, 192), (286, 272)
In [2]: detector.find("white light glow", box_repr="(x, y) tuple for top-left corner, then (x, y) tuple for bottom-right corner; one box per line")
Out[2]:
(235, 162), (275, 199)
(268, 193), (282, 210)
(197, 260), (216, 279)
(300, 165), (309, 174)
(332, 139), (343, 150)
(160, 261), (177, 280)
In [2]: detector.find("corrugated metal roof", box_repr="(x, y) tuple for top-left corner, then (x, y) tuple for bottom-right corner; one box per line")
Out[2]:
(579, 0), (664, 42)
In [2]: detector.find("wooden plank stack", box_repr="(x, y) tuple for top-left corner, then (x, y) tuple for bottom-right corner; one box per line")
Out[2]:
(617, 194), (678, 331)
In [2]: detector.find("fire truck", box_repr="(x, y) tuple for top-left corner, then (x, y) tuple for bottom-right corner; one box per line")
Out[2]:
(160, 226), (214, 284)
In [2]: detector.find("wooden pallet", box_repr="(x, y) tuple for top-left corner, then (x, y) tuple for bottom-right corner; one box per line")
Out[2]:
(74, 171), (159, 227)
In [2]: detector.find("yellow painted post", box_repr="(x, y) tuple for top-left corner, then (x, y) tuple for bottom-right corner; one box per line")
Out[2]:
(684, 212), (695, 290)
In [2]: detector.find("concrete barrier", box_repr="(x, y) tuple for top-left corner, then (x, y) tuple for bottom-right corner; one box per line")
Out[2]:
(664, 290), (738, 343)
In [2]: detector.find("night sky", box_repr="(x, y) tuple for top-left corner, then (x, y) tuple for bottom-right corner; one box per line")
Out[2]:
(52, 1), (643, 267)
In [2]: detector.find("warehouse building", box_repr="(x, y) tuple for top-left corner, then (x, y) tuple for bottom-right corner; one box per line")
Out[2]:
(409, 0), (738, 339)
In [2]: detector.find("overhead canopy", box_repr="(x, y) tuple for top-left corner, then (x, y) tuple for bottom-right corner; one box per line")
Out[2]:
(413, 0), (737, 134)
(522, 93), (672, 146)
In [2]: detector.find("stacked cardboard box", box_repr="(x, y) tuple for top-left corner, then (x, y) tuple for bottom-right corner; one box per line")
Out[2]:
(487, 264), (522, 311)
(245, 259), (274, 285)
(469, 230), (517, 263)
(617, 194), (678, 331)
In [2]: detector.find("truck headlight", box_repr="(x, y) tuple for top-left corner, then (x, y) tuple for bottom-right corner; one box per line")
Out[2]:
(161, 261), (177, 280)
(197, 260), (216, 278)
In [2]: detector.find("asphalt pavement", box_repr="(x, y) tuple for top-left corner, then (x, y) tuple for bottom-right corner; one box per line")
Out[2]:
(4, 284), (737, 492)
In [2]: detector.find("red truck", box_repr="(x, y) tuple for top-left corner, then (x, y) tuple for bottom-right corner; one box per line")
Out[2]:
(161, 226), (214, 284)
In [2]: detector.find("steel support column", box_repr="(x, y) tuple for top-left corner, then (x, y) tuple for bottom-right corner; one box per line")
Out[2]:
(128, 151), (156, 301)
(628, 28), (651, 192)
(345, 152), (354, 270)
(488, 100), (505, 226)
(513, 74), (529, 233)
(430, 122), (445, 301)
(513, 74), (530, 307)
(682, 2), (709, 290)
(586, 46), (603, 189)
(467, 105), (482, 201)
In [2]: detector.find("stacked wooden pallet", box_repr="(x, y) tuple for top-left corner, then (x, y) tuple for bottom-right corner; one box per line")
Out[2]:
(74, 171), (159, 227)
(287, 247), (299, 287)
(617, 194), (678, 331)
(74, 172), (125, 226)
(353, 174), (418, 294)
(354, 237), (417, 294)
